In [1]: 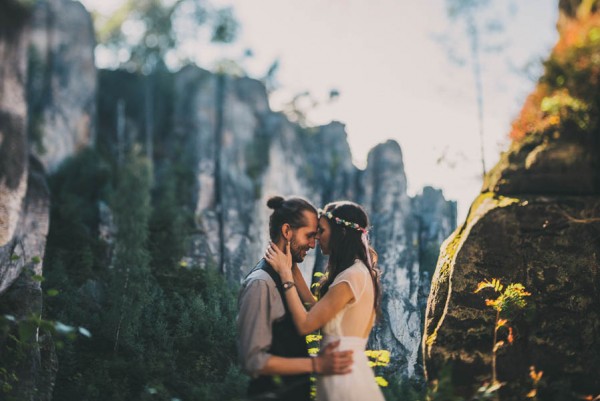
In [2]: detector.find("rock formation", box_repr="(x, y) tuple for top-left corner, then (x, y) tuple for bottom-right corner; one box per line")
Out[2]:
(0, 0), (96, 399)
(423, 1), (600, 398)
(27, 0), (96, 173)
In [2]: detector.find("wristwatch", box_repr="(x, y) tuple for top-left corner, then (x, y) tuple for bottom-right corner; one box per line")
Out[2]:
(282, 281), (295, 291)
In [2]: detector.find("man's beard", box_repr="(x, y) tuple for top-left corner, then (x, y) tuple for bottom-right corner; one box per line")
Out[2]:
(290, 237), (306, 263)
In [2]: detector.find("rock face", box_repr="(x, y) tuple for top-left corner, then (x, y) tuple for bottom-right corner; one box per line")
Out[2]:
(412, 186), (457, 317)
(423, 1), (600, 398)
(27, 0), (96, 173)
(359, 141), (421, 376)
(425, 194), (600, 397)
(0, 157), (55, 401)
(0, 0), (95, 399)
(170, 66), (362, 281)
(0, 2), (55, 400)
(0, 0), (31, 249)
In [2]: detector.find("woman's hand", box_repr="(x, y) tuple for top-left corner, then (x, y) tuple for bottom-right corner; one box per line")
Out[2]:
(265, 241), (293, 281)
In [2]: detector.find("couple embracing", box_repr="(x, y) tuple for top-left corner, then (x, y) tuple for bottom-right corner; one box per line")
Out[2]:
(237, 196), (385, 401)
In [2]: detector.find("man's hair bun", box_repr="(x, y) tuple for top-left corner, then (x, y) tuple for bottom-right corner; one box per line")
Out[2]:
(267, 196), (285, 209)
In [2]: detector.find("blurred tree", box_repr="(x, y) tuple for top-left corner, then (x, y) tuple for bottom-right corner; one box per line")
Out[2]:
(94, 0), (239, 73)
(439, 0), (515, 177)
(91, 0), (239, 163)
(282, 91), (319, 127)
(263, 58), (280, 94)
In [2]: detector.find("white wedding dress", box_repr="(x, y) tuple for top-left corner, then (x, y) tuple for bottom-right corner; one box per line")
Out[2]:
(316, 260), (385, 401)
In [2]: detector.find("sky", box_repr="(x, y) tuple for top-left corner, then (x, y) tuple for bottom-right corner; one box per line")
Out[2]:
(81, 0), (559, 223)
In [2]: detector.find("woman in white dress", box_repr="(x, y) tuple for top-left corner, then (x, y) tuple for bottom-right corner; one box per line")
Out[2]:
(265, 201), (385, 401)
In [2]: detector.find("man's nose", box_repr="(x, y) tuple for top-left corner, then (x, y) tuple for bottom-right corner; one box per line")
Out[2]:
(309, 238), (316, 248)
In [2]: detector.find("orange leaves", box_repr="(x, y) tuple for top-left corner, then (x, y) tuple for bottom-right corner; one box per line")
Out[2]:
(529, 366), (543, 383)
(475, 278), (504, 294)
(485, 299), (498, 307)
(476, 279), (531, 313)
(555, 13), (600, 58)
(509, 7), (600, 143)
(507, 327), (514, 344)
(509, 86), (589, 141)
(510, 85), (550, 141)
(526, 366), (544, 398)
(474, 280), (493, 294)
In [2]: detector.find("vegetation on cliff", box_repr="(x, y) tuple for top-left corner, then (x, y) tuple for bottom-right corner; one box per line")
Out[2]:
(43, 149), (246, 400)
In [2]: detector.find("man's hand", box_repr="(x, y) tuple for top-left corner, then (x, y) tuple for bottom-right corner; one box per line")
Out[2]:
(314, 340), (353, 375)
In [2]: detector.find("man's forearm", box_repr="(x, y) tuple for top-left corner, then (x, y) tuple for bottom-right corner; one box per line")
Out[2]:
(258, 348), (353, 376)
(259, 355), (313, 376)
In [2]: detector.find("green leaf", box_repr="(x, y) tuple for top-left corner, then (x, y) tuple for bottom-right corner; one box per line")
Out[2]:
(31, 275), (45, 282)
(78, 327), (92, 338)
(46, 289), (59, 297)
(54, 322), (75, 335)
(3, 315), (16, 322)
(18, 321), (37, 342)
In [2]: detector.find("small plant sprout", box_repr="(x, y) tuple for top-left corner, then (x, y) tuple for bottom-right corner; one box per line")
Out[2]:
(365, 350), (391, 387)
(474, 278), (531, 387)
(526, 366), (543, 399)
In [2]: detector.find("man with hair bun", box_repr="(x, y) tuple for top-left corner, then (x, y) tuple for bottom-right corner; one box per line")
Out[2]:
(237, 195), (353, 401)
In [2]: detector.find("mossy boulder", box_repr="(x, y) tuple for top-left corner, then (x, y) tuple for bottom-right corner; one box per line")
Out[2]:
(482, 125), (600, 195)
(423, 193), (600, 399)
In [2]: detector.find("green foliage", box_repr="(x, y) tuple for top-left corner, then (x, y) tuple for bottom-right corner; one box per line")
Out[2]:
(43, 149), (245, 400)
(95, 0), (238, 72)
(381, 375), (426, 401)
(0, 309), (90, 401)
(474, 278), (532, 393)
(475, 279), (531, 314)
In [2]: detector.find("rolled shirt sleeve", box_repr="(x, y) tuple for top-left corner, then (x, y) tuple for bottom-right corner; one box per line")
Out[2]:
(237, 273), (285, 376)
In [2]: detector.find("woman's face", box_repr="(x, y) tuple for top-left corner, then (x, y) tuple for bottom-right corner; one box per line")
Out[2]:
(317, 217), (332, 255)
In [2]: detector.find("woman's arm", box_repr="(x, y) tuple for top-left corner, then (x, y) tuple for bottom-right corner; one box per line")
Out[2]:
(292, 264), (317, 307)
(283, 280), (353, 335)
(266, 243), (354, 335)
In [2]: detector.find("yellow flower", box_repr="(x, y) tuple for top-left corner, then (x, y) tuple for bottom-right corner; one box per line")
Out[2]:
(375, 376), (389, 387)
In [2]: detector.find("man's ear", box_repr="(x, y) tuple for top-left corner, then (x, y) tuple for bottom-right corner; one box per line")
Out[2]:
(281, 223), (293, 242)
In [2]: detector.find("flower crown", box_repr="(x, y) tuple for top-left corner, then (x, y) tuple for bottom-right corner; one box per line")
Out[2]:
(318, 208), (368, 234)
